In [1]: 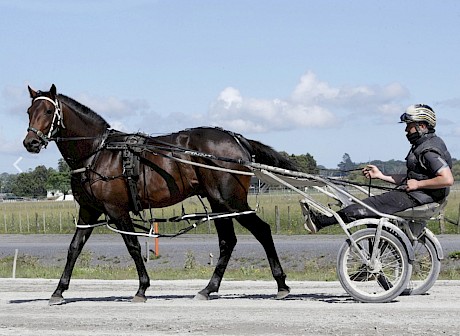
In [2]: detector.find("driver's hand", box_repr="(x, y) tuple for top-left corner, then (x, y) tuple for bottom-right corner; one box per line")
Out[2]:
(362, 165), (380, 179)
(405, 179), (419, 191)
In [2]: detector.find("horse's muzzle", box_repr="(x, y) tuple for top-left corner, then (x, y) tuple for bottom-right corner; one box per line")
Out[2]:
(23, 134), (43, 153)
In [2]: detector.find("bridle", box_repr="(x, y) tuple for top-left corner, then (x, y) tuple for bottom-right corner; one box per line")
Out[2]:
(27, 95), (66, 148)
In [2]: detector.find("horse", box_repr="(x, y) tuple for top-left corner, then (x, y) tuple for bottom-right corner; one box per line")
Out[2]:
(23, 84), (298, 305)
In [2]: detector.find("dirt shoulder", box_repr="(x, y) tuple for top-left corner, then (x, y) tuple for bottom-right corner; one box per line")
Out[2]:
(1, 278), (459, 335)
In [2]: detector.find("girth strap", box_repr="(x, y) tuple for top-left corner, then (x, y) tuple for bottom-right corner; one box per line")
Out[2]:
(121, 134), (146, 215)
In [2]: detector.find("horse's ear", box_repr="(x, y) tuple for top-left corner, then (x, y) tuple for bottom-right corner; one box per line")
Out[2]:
(50, 84), (57, 98)
(28, 85), (37, 99)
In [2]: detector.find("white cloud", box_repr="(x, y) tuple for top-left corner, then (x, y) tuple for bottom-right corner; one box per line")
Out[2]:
(108, 120), (130, 133)
(203, 71), (409, 133)
(217, 87), (243, 109)
(291, 71), (339, 104)
(77, 94), (150, 119)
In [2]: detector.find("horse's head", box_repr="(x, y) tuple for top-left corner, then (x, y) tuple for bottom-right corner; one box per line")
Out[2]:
(23, 84), (65, 153)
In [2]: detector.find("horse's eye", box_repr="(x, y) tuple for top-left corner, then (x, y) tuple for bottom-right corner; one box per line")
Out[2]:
(46, 109), (53, 115)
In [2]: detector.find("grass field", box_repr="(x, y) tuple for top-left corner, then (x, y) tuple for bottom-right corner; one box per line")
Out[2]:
(1, 187), (459, 235)
(1, 250), (460, 281)
(0, 253), (339, 281)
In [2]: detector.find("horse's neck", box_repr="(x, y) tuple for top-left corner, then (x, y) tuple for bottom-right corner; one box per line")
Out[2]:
(57, 106), (107, 169)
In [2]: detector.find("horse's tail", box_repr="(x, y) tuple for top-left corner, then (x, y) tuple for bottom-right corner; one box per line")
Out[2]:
(246, 139), (298, 171)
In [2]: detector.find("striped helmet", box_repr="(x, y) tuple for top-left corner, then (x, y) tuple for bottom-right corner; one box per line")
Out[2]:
(400, 104), (436, 128)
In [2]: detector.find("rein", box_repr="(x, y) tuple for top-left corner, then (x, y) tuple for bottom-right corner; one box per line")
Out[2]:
(326, 177), (405, 193)
(320, 167), (407, 194)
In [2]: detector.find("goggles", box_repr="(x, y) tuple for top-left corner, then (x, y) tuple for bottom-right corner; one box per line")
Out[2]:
(399, 113), (415, 123)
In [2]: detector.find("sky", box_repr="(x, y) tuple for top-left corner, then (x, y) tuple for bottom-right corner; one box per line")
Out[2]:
(1, 0), (460, 174)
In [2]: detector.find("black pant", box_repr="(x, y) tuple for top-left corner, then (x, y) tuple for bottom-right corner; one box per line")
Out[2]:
(317, 190), (421, 228)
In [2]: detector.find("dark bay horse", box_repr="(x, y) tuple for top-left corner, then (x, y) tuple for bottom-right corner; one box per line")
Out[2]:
(23, 84), (298, 305)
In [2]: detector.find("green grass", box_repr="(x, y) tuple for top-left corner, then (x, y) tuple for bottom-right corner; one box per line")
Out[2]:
(1, 188), (460, 235)
(2, 250), (460, 281)
(0, 253), (338, 281)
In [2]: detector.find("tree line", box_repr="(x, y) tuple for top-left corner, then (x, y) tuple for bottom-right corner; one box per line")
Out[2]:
(0, 159), (71, 199)
(1, 153), (459, 199)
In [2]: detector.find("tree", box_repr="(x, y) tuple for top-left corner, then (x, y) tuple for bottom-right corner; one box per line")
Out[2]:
(50, 158), (72, 197)
(11, 165), (49, 197)
(46, 170), (71, 197)
(278, 151), (318, 173)
(337, 153), (357, 175)
(451, 159), (460, 181)
(57, 158), (70, 173)
(290, 153), (318, 174)
(0, 173), (13, 193)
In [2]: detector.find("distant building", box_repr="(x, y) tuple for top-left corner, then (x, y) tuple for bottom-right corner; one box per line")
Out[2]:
(47, 189), (64, 199)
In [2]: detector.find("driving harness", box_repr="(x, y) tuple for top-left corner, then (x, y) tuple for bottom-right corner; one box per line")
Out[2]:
(105, 133), (147, 215)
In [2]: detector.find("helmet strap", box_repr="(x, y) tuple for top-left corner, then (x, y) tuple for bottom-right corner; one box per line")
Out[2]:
(415, 123), (428, 137)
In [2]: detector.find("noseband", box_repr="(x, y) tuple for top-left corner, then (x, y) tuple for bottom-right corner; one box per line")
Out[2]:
(27, 96), (65, 148)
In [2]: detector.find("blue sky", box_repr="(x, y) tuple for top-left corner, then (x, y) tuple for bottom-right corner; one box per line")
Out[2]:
(1, 0), (460, 173)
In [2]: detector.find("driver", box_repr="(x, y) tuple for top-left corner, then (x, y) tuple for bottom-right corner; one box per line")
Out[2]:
(304, 104), (454, 233)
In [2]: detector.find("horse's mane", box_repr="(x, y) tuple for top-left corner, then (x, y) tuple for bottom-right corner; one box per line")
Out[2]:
(58, 94), (111, 129)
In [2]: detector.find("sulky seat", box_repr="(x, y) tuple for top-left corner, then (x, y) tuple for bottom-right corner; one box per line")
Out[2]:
(394, 200), (447, 220)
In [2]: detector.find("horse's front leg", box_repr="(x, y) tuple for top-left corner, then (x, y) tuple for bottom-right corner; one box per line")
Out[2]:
(195, 218), (236, 300)
(50, 208), (99, 305)
(111, 212), (150, 302)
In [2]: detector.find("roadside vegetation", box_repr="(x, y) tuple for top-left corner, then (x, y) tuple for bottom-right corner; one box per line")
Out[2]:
(2, 248), (460, 281)
(0, 252), (337, 281)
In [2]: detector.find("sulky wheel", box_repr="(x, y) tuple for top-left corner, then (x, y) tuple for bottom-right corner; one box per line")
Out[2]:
(337, 228), (412, 303)
(403, 236), (440, 295)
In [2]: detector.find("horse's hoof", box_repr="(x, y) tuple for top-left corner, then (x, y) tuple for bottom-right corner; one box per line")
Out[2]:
(194, 292), (210, 301)
(132, 295), (147, 303)
(275, 289), (290, 300)
(49, 295), (65, 306)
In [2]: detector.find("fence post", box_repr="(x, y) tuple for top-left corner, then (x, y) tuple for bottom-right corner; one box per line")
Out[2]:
(12, 249), (18, 279)
(457, 203), (460, 234)
(287, 205), (291, 230)
(172, 209), (176, 233)
(275, 205), (280, 234)
(439, 212), (445, 234)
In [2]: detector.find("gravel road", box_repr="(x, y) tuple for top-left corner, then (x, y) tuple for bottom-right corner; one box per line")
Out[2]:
(1, 278), (460, 335)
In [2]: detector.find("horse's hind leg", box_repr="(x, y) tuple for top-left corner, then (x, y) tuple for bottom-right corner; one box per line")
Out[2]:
(195, 218), (237, 300)
(237, 213), (290, 299)
(50, 208), (100, 305)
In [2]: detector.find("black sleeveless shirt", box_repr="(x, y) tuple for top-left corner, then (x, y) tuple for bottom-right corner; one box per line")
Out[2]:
(405, 132), (452, 203)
